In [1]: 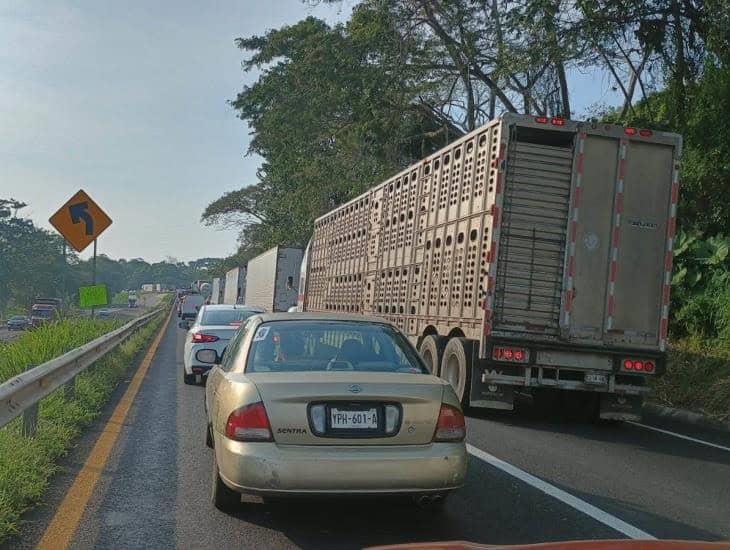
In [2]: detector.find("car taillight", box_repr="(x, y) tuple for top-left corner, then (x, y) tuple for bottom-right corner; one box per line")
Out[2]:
(192, 333), (218, 343)
(622, 358), (656, 374)
(225, 402), (272, 441)
(433, 404), (465, 442)
(492, 346), (529, 363)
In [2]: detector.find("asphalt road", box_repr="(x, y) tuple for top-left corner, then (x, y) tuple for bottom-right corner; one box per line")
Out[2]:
(0, 327), (22, 343)
(9, 318), (730, 549)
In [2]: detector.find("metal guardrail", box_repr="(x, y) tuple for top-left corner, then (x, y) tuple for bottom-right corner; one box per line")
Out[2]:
(0, 308), (164, 435)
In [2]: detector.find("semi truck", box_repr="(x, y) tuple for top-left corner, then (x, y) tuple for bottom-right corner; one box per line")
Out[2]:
(30, 298), (62, 327)
(297, 113), (682, 421)
(224, 267), (246, 305)
(246, 247), (303, 312)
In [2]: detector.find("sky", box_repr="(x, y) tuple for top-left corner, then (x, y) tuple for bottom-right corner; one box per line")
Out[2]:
(0, 1), (620, 263)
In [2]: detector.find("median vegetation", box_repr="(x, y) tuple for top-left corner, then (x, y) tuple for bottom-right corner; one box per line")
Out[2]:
(0, 314), (164, 542)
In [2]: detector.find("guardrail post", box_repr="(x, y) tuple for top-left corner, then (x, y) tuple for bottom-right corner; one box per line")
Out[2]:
(22, 404), (38, 436)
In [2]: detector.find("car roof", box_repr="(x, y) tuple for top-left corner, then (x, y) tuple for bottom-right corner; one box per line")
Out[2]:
(201, 304), (264, 311)
(253, 312), (394, 326)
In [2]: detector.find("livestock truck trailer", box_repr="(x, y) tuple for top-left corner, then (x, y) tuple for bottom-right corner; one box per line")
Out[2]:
(297, 113), (682, 421)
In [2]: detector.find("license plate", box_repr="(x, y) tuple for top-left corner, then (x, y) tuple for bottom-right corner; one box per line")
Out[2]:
(330, 408), (378, 429)
(585, 373), (607, 385)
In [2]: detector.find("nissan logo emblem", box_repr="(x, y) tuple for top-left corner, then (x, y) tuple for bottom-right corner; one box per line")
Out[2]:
(348, 384), (363, 394)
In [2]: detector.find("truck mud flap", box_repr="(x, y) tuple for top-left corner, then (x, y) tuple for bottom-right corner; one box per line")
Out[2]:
(599, 393), (643, 421)
(469, 373), (515, 410)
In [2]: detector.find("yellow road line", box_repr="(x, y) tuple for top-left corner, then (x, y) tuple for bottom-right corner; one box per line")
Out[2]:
(37, 310), (172, 550)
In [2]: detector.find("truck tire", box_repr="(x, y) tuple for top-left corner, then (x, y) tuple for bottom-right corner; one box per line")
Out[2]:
(441, 338), (475, 406)
(418, 335), (449, 375)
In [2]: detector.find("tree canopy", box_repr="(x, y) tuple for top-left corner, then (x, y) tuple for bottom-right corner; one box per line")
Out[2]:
(204, 0), (730, 258)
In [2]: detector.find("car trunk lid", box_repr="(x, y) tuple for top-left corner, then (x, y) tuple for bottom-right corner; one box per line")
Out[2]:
(248, 372), (444, 445)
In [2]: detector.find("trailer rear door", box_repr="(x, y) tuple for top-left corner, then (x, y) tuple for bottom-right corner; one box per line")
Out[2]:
(565, 134), (679, 350)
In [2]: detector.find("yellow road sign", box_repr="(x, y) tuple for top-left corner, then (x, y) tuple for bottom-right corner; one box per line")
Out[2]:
(49, 190), (112, 252)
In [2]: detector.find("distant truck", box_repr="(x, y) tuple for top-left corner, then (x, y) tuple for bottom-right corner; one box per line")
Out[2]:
(211, 278), (224, 304)
(141, 284), (155, 292)
(298, 113), (682, 421)
(245, 247), (303, 312)
(30, 298), (62, 327)
(128, 292), (138, 308)
(224, 267), (246, 305)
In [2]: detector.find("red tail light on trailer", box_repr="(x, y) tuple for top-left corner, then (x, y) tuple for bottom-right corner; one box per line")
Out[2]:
(639, 129), (653, 137)
(225, 402), (273, 442)
(624, 127), (637, 136)
(551, 117), (565, 126)
(534, 116), (548, 124)
(621, 358), (656, 374)
(492, 346), (529, 363)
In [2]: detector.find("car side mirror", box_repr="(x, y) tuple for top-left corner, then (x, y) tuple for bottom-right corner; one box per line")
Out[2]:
(195, 349), (222, 365)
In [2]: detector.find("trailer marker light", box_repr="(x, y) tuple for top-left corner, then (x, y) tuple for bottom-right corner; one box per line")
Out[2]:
(639, 129), (653, 137)
(623, 359), (633, 370)
(644, 361), (655, 372)
(492, 346), (529, 363)
(624, 127), (637, 136)
(633, 360), (644, 371)
(551, 117), (565, 126)
(534, 116), (548, 124)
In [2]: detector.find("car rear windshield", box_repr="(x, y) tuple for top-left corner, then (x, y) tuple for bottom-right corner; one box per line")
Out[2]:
(201, 309), (259, 326)
(246, 321), (427, 374)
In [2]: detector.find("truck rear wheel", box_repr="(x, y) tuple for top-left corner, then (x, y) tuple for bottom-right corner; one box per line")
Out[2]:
(418, 335), (449, 375)
(441, 338), (475, 406)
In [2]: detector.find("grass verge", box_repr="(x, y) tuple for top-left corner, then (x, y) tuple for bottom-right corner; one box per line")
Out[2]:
(0, 313), (164, 542)
(654, 337), (730, 422)
(0, 319), (122, 384)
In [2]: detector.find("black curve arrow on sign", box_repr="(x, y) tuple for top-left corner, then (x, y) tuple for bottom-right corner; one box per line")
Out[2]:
(69, 202), (94, 235)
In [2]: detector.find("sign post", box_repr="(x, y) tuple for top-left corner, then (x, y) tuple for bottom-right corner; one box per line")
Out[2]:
(49, 190), (113, 318)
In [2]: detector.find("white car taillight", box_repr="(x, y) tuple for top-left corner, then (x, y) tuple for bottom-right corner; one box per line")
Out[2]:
(433, 404), (466, 442)
(225, 402), (272, 441)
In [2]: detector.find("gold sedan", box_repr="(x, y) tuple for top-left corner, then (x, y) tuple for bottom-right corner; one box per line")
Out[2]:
(198, 313), (468, 512)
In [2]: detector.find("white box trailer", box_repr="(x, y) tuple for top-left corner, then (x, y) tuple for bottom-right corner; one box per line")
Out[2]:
(299, 113), (682, 420)
(211, 278), (224, 304)
(246, 247), (303, 312)
(224, 267), (246, 305)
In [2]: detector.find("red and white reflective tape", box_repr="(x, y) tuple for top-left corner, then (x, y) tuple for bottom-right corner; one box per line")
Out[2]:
(563, 132), (587, 327)
(482, 141), (506, 337)
(659, 164), (680, 351)
(606, 140), (628, 331)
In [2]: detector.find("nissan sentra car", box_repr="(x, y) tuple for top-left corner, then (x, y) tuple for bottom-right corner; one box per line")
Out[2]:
(199, 313), (468, 512)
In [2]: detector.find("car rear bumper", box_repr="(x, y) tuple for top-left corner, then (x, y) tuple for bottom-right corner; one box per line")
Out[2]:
(215, 436), (467, 495)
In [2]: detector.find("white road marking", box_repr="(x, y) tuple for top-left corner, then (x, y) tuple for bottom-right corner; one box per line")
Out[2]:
(626, 421), (730, 452)
(466, 444), (656, 540)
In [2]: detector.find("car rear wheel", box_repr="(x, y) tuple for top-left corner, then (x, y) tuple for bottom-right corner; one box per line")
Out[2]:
(418, 335), (448, 376)
(183, 372), (196, 385)
(441, 338), (475, 405)
(211, 452), (239, 512)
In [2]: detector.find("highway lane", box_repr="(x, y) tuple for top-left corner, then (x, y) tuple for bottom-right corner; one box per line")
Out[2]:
(0, 328), (22, 343)
(9, 319), (729, 549)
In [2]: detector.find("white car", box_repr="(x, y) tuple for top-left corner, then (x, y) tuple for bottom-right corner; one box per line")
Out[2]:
(182, 304), (264, 385)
